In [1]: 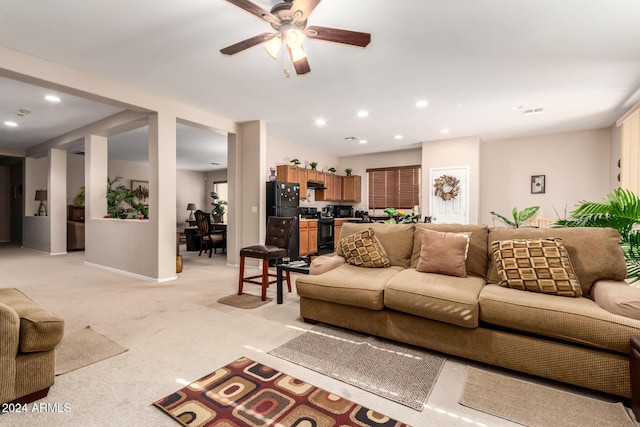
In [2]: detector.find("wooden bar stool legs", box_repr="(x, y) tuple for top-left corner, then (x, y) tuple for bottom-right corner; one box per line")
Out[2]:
(237, 255), (291, 301)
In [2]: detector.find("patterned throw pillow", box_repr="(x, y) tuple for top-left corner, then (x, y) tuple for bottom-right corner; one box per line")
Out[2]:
(416, 229), (471, 277)
(339, 228), (391, 268)
(491, 238), (582, 297)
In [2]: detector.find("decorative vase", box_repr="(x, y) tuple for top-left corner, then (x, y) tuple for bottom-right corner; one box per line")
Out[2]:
(176, 255), (183, 273)
(118, 210), (128, 219)
(269, 169), (277, 181)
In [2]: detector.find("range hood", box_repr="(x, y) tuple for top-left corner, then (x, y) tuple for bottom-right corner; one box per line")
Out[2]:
(307, 181), (327, 190)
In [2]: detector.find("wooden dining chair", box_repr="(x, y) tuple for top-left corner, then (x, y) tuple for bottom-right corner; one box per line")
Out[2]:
(528, 217), (554, 228)
(194, 210), (214, 257)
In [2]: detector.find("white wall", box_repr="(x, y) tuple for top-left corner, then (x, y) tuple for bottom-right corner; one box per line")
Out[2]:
(267, 135), (339, 176)
(480, 128), (611, 225)
(177, 170), (207, 223)
(67, 153), (84, 206)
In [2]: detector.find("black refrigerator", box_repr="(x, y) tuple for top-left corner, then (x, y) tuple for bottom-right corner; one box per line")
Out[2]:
(266, 181), (300, 259)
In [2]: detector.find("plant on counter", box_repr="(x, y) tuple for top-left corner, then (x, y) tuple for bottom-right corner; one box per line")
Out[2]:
(345, 168), (352, 176)
(555, 188), (640, 282)
(290, 158), (301, 165)
(74, 186), (85, 206)
(379, 207), (419, 224)
(327, 167), (336, 173)
(490, 206), (539, 228)
(309, 161), (318, 170)
(106, 176), (139, 219)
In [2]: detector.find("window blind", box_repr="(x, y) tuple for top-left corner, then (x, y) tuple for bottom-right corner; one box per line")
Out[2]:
(367, 165), (420, 210)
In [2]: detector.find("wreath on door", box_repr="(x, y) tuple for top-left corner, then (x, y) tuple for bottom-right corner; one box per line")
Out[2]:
(433, 175), (460, 201)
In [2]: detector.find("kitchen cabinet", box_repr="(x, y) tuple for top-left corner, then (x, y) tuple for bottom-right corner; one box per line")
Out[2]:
(315, 173), (335, 201)
(299, 220), (318, 257)
(316, 171), (325, 184)
(342, 175), (361, 203)
(306, 169), (318, 182)
(276, 165), (307, 200)
(298, 168), (307, 200)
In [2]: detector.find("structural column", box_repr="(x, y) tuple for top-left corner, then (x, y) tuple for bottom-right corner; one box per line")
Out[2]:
(48, 148), (67, 254)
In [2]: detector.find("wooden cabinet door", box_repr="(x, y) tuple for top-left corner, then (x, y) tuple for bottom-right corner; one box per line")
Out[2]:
(334, 175), (343, 201)
(299, 221), (309, 257)
(342, 175), (361, 202)
(315, 173), (333, 201)
(276, 165), (299, 184)
(298, 167), (307, 200)
(316, 172), (325, 184)
(306, 169), (317, 182)
(308, 221), (318, 254)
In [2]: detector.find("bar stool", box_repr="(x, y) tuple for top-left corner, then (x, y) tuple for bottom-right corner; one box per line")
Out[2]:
(238, 216), (296, 301)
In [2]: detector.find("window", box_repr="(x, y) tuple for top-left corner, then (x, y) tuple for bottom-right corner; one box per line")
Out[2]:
(367, 165), (420, 209)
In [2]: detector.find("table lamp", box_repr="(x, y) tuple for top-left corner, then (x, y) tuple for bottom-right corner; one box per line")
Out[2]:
(35, 190), (47, 216)
(187, 203), (196, 221)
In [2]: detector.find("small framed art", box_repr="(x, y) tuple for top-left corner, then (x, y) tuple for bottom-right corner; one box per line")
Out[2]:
(531, 175), (545, 194)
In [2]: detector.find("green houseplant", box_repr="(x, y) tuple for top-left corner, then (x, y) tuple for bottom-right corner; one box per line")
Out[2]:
(490, 206), (540, 228)
(556, 188), (640, 282)
(309, 161), (318, 170)
(327, 167), (336, 173)
(106, 176), (138, 218)
(210, 192), (228, 223)
(290, 158), (301, 166)
(345, 168), (353, 176)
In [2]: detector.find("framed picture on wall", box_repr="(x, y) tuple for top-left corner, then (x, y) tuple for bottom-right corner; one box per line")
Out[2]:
(131, 180), (149, 202)
(531, 175), (545, 194)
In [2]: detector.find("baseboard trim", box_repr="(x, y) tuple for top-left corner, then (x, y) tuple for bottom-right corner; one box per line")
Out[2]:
(83, 261), (177, 283)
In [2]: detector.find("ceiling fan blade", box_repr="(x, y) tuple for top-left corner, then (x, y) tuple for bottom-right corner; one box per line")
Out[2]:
(306, 25), (371, 47)
(291, 0), (321, 21)
(288, 47), (311, 75)
(224, 0), (278, 23)
(220, 32), (274, 55)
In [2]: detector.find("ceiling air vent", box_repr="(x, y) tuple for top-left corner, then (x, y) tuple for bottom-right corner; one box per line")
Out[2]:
(522, 107), (544, 116)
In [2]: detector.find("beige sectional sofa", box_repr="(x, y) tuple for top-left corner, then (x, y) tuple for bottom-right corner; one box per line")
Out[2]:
(296, 222), (640, 398)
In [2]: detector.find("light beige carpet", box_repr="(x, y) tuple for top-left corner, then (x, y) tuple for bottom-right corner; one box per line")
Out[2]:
(460, 367), (635, 427)
(217, 293), (272, 309)
(268, 323), (446, 410)
(55, 325), (128, 375)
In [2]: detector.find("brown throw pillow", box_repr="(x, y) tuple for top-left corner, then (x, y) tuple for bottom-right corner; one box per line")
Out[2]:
(491, 238), (582, 297)
(339, 228), (390, 268)
(416, 229), (470, 277)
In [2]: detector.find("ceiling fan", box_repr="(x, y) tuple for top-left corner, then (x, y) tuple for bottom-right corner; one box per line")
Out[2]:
(220, 0), (371, 76)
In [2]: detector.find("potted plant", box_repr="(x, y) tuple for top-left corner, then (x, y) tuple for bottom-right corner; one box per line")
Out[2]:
(309, 161), (318, 170)
(327, 167), (336, 173)
(490, 206), (540, 228)
(210, 192), (228, 223)
(345, 168), (353, 176)
(290, 158), (301, 166)
(106, 176), (138, 219)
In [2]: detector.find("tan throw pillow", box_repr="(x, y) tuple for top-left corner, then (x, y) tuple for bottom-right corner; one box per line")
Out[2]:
(339, 228), (390, 268)
(416, 229), (470, 277)
(491, 238), (582, 297)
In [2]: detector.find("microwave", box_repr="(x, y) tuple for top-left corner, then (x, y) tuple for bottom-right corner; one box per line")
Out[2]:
(332, 205), (354, 218)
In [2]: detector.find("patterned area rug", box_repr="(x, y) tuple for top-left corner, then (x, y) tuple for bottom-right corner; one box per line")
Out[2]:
(268, 324), (446, 410)
(153, 356), (409, 427)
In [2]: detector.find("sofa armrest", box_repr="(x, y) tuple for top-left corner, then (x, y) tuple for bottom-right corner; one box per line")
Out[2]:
(310, 254), (345, 275)
(591, 280), (640, 320)
(0, 302), (20, 403)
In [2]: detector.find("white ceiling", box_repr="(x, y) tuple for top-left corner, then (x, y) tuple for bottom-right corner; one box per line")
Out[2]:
(1, 0), (640, 170)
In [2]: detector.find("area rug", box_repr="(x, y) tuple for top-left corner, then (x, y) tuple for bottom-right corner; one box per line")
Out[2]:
(217, 293), (272, 309)
(154, 356), (409, 427)
(268, 324), (446, 410)
(55, 325), (128, 375)
(459, 367), (635, 427)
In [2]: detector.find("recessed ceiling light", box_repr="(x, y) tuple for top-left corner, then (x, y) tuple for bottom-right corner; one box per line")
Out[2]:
(440, 128), (450, 134)
(314, 118), (326, 126)
(357, 110), (369, 118)
(415, 100), (428, 108)
(510, 105), (523, 111)
(359, 139), (367, 144)
(522, 107), (544, 116)
(4, 121), (18, 127)
(394, 134), (403, 140)
(45, 95), (61, 103)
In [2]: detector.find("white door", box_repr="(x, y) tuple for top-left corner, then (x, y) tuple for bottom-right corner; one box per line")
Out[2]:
(429, 166), (469, 224)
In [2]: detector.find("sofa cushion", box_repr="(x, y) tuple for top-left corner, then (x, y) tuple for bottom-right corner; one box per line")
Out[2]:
(339, 228), (390, 268)
(338, 223), (415, 268)
(411, 224), (488, 278)
(491, 238), (582, 297)
(296, 264), (403, 310)
(479, 284), (640, 354)
(384, 269), (485, 328)
(592, 280), (640, 320)
(487, 227), (627, 295)
(0, 288), (64, 353)
(416, 229), (470, 277)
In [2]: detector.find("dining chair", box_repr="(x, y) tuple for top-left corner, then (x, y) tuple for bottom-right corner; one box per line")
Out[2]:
(237, 216), (296, 301)
(194, 210), (214, 257)
(529, 217), (554, 228)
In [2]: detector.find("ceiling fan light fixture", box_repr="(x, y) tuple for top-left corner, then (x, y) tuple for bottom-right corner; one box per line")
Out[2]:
(290, 45), (307, 62)
(284, 27), (304, 49)
(264, 36), (283, 59)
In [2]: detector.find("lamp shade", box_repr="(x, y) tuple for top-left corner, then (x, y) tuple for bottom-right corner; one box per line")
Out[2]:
(186, 203), (196, 211)
(35, 190), (47, 201)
